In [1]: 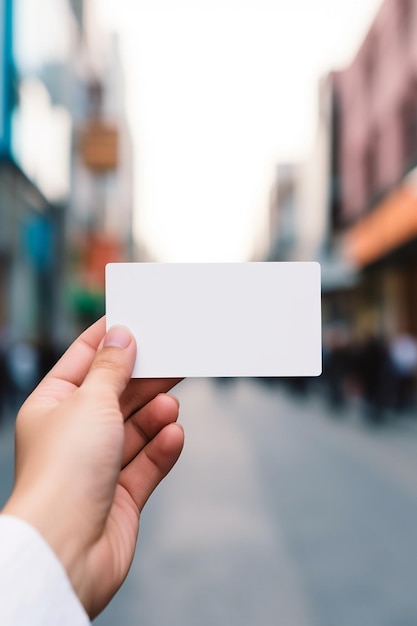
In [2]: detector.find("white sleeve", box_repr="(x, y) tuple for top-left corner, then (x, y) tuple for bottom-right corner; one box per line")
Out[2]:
(0, 515), (90, 626)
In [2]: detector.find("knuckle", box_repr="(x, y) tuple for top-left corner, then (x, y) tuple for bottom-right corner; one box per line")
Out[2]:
(90, 351), (127, 376)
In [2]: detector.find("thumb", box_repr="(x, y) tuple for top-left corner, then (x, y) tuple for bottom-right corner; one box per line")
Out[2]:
(82, 325), (137, 399)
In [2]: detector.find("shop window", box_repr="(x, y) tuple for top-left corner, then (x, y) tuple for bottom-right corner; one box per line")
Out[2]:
(329, 90), (343, 230)
(400, 94), (417, 169)
(364, 32), (378, 91)
(398, 0), (414, 40)
(364, 133), (380, 206)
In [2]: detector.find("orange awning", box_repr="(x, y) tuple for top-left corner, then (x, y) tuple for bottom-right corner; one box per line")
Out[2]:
(342, 186), (417, 267)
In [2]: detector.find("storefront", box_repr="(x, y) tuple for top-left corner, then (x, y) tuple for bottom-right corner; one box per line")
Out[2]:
(0, 0), (65, 344)
(0, 162), (64, 342)
(341, 178), (417, 337)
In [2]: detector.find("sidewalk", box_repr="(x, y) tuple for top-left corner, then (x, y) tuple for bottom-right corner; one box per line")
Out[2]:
(271, 381), (417, 500)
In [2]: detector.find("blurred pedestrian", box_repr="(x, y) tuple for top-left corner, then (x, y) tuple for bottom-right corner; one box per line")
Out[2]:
(356, 332), (390, 423)
(388, 330), (417, 412)
(6, 337), (40, 412)
(0, 325), (13, 425)
(323, 323), (351, 412)
(38, 338), (61, 381)
(0, 342), (9, 425)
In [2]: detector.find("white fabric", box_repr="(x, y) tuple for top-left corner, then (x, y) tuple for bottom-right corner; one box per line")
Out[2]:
(0, 515), (90, 626)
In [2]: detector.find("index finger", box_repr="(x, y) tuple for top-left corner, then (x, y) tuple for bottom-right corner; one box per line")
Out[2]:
(32, 317), (182, 414)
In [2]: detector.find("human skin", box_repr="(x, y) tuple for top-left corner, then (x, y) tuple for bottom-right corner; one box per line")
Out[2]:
(2, 318), (184, 618)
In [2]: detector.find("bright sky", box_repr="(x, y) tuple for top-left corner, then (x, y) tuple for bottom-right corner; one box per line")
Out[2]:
(99, 0), (383, 262)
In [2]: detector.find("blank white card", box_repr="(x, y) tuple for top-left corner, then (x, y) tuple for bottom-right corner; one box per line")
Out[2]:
(105, 262), (322, 378)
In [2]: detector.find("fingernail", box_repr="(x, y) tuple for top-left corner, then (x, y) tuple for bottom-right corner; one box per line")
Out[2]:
(103, 325), (132, 349)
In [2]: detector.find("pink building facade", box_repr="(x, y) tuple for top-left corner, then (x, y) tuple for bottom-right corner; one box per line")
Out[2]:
(336, 0), (417, 224)
(324, 0), (417, 338)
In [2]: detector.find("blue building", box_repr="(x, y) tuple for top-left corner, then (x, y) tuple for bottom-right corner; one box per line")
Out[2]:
(0, 0), (134, 351)
(0, 0), (66, 350)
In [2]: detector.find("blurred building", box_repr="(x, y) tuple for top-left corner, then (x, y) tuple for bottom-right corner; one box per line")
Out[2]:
(267, 163), (299, 262)
(0, 0), (134, 350)
(267, 0), (417, 341)
(266, 77), (357, 301)
(332, 0), (417, 337)
(0, 0), (64, 346)
(69, 23), (135, 327)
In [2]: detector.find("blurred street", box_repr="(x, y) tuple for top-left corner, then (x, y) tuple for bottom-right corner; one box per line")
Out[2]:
(85, 377), (417, 626)
(3, 1), (417, 624)
(1, 378), (417, 625)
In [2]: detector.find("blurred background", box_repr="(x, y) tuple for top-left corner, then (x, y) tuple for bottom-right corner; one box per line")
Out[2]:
(1, 0), (417, 624)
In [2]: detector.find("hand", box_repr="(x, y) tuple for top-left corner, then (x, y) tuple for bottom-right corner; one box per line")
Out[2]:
(2, 318), (184, 618)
